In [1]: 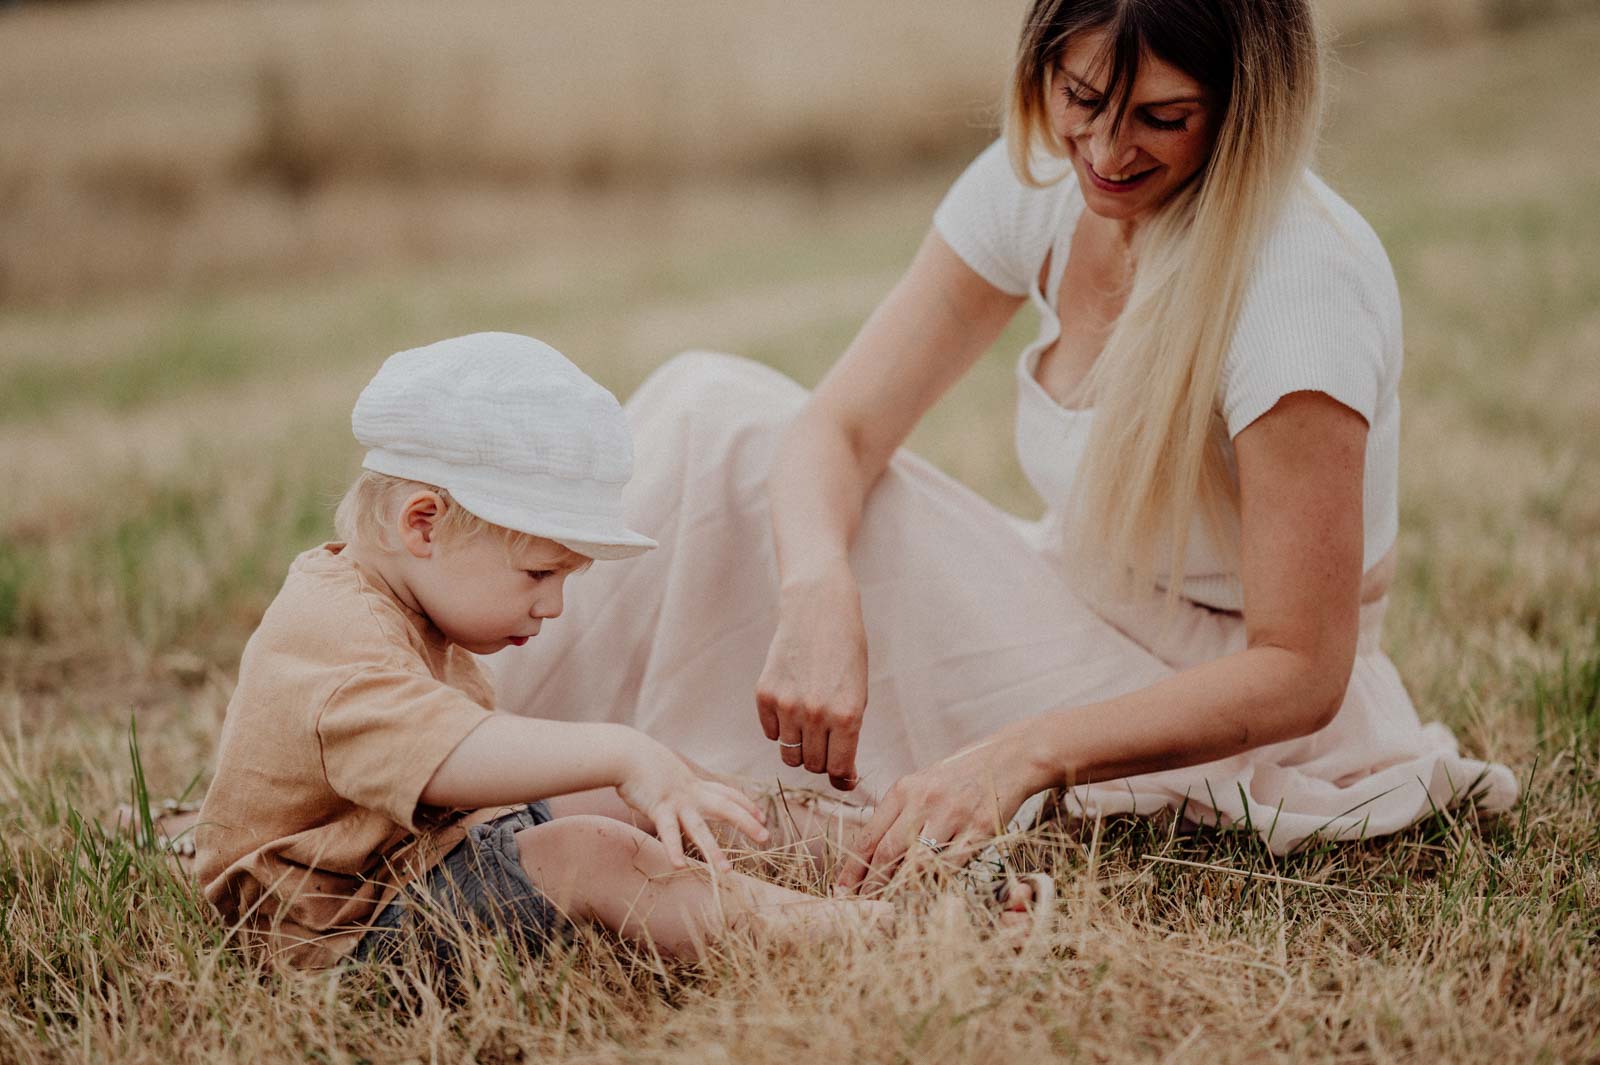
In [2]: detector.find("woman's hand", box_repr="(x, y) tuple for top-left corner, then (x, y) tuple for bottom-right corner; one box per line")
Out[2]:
(761, 234), (1024, 792)
(615, 733), (770, 870)
(835, 729), (1042, 893)
(754, 561), (869, 790)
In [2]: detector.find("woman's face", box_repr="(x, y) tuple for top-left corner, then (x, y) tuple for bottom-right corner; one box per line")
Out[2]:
(1050, 30), (1220, 226)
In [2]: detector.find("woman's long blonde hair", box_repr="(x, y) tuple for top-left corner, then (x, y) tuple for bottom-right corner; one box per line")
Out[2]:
(1007, 0), (1324, 601)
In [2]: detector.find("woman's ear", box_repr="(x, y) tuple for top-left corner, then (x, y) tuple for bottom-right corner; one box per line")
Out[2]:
(396, 490), (446, 559)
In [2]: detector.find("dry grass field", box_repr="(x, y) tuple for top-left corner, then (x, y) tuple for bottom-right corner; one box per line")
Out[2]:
(2, 2), (1599, 1063)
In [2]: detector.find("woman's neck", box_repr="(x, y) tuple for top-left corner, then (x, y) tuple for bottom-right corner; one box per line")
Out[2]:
(1077, 211), (1140, 286)
(1113, 216), (1141, 248)
(1080, 199), (1152, 258)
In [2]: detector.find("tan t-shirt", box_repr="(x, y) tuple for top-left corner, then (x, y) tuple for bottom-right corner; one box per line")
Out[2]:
(195, 543), (496, 969)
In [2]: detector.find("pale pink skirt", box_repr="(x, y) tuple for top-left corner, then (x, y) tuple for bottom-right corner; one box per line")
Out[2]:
(486, 353), (1518, 855)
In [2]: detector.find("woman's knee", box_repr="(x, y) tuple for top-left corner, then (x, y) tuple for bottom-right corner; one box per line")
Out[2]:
(630, 351), (808, 424)
(624, 352), (810, 490)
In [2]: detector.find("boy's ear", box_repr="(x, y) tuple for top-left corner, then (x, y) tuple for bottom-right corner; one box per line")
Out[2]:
(396, 490), (446, 559)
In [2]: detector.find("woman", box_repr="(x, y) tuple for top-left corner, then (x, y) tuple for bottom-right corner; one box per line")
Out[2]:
(488, 0), (1516, 887)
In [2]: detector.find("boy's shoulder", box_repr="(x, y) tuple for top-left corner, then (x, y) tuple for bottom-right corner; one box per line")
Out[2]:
(231, 543), (494, 726)
(248, 543), (434, 674)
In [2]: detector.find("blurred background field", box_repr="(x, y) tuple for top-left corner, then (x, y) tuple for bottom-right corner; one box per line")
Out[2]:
(3, 0), (1598, 304)
(2, 1), (1599, 1062)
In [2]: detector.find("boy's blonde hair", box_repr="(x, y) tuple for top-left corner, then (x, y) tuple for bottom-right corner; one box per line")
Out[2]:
(334, 470), (590, 566)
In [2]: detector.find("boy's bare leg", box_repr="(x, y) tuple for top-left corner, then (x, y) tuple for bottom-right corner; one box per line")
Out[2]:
(515, 815), (889, 958)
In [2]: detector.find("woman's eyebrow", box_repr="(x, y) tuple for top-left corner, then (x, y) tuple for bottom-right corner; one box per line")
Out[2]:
(1060, 67), (1203, 107)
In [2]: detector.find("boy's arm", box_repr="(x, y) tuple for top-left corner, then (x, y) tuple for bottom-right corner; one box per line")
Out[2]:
(420, 714), (646, 808)
(420, 713), (769, 868)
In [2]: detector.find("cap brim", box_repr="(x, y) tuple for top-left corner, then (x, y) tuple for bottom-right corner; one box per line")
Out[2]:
(546, 535), (657, 561)
(475, 513), (657, 561)
(444, 487), (657, 561)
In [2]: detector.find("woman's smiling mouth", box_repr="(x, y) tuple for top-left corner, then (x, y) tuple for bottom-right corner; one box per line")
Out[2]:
(1084, 161), (1159, 193)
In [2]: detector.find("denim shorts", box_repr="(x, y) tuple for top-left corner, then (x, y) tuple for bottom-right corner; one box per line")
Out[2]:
(352, 801), (563, 965)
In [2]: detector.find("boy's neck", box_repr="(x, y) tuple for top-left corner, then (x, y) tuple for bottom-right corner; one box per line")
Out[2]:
(342, 542), (426, 618)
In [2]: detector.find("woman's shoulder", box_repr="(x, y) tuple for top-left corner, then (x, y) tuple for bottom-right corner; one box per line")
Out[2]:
(1259, 173), (1400, 306)
(1237, 172), (1404, 343)
(932, 137), (1081, 296)
(1221, 172), (1403, 437)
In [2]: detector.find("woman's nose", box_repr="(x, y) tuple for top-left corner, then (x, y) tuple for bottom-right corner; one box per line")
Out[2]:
(1086, 121), (1138, 175)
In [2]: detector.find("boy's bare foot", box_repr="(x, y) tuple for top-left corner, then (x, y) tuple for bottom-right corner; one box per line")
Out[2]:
(737, 895), (895, 948)
(110, 802), (201, 877)
(993, 873), (1056, 947)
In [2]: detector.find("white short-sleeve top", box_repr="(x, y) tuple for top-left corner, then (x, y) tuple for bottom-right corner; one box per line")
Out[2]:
(933, 139), (1403, 611)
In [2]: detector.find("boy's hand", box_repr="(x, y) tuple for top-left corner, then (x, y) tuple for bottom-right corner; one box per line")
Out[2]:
(678, 752), (755, 792)
(616, 736), (770, 870)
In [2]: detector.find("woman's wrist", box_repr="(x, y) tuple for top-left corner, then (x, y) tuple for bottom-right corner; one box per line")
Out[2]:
(998, 718), (1067, 798)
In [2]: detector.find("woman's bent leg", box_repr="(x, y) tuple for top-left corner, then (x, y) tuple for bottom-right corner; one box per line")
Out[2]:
(484, 352), (1511, 854)
(485, 351), (1172, 802)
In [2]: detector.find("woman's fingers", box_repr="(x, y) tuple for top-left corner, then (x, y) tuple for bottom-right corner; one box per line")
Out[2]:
(836, 785), (986, 892)
(756, 690), (781, 742)
(826, 725), (861, 791)
(938, 825), (986, 869)
(858, 811), (916, 894)
(773, 700), (864, 786)
(801, 719), (829, 775)
(836, 791), (902, 891)
(777, 717), (805, 767)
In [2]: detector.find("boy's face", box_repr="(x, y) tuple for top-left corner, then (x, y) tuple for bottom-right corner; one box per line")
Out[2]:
(408, 531), (588, 655)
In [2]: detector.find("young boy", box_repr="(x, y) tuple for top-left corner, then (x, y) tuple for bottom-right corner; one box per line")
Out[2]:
(194, 332), (885, 968)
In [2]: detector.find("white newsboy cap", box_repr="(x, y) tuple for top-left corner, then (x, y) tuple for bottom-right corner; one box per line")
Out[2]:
(352, 332), (657, 560)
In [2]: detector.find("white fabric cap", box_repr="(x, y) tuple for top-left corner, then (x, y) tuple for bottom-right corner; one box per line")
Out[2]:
(351, 332), (657, 559)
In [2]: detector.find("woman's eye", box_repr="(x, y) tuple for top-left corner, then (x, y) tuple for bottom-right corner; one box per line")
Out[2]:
(525, 570), (555, 581)
(1063, 87), (1101, 110)
(1143, 111), (1190, 132)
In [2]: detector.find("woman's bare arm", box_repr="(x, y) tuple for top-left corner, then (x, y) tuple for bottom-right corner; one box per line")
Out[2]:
(768, 230), (1025, 580)
(839, 390), (1368, 886)
(758, 230), (1025, 789)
